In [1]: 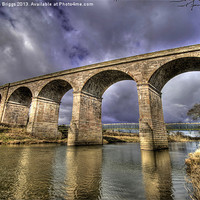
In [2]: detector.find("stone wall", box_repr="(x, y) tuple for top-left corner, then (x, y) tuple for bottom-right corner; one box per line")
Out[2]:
(27, 97), (61, 139)
(2, 102), (29, 126)
(68, 92), (102, 145)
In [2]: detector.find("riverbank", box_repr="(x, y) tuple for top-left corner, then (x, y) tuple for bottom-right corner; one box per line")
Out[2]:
(0, 126), (67, 145)
(168, 131), (200, 142)
(185, 148), (200, 200)
(103, 130), (200, 144)
(103, 131), (140, 144)
(0, 125), (200, 145)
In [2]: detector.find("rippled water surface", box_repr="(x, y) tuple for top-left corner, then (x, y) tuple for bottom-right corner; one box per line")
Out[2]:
(0, 142), (199, 200)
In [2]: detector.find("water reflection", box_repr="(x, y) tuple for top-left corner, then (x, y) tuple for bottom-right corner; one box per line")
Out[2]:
(0, 145), (57, 200)
(141, 150), (173, 200)
(0, 143), (199, 200)
(0, 146), (24, 199)
(12, 147), (30, 200)
(0, 145), (103, 200)
(64, 146), (102, 200)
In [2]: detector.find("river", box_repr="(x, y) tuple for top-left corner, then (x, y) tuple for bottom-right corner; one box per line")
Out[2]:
(0, 142), (199, 200)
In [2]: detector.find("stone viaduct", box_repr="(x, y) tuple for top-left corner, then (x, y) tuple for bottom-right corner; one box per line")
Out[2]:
(0, 44), (200, 150)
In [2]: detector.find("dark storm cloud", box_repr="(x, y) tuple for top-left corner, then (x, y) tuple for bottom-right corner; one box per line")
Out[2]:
(102, 81), (139, 123)
(0, 2), (80, 84)
(162, 72), (200, 123)
(0, 8), (16, 28)
(52, 6), (74, 32)
(67, 0), (200, 63)
(1, 0), (200, 124)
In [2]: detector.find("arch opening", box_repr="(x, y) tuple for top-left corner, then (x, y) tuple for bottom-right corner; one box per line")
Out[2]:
(147, 58), (200, 145)
(8, 87), (32, 107)
(58, 89), (73, 125)
(102, 80), (139, 124)
(28, 79), (73, 139)
(82, 70), (133, 98)
(38, 79), (72, 102)
(162, 71), (200, 124)
(149, 57), (200, 92)
(68, 70), (139, 145)
(3, 87), (32, 126)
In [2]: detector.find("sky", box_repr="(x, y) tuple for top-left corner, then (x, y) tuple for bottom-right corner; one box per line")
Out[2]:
(1, 0), (200, 124)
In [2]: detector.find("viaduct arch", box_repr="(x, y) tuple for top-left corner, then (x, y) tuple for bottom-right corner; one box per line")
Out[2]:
(27, 79), (73, 139)
(0, 44), (200, 150)
(2, 87), (32, 126)
(68, 70), (135, 146)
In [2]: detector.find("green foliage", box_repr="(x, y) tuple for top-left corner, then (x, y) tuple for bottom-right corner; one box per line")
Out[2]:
(187, 104), (200, 120)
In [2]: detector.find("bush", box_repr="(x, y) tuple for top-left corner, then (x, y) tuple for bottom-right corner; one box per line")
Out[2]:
(185, 148), (200, 200)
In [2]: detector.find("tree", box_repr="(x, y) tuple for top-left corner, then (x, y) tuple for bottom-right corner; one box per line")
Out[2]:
(187, 103), (200, 120)
(171, 0), (200, 10)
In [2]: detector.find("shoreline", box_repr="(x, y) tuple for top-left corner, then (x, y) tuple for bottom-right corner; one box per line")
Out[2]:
(102, 131), (200, 144)
(0, 139), (68, 145)
(1, 126), (200, 145)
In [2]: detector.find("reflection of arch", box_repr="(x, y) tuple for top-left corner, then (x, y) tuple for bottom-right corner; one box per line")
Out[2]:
(81, 70), (134, 98)
(8, 87), (32, 107)
(149, 57), (200, 91)
(38, 79), (72, 102)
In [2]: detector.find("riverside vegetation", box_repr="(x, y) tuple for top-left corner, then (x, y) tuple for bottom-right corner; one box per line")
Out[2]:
(0, 125), (67, 145)
(0, 124), (200, 145)
(185, 148), (200, 200)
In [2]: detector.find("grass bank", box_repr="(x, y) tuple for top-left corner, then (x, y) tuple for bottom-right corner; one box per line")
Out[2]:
(103, 131), (140, 144)
(185, 148), (200, 200)
(1, 125), (200, 145)
(0, 125), (67, 145)
(103, 130), (200, 144)
(168, 131), (200, 142)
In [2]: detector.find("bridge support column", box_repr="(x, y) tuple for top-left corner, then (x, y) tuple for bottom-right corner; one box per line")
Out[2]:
(68, 92), (102, 146)
(1, 101), (30, 126)
(27, 97), (61, 139)
(137, 84), (168, 150)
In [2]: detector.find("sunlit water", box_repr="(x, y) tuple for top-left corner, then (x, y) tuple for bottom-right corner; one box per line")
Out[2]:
(0, 142), (199, 200)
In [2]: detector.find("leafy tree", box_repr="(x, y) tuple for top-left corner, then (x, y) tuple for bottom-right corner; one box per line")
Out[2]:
(187, 103), (200, 120)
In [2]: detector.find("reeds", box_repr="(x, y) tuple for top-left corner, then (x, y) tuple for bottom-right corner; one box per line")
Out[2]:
(185, 148), (200, 200)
